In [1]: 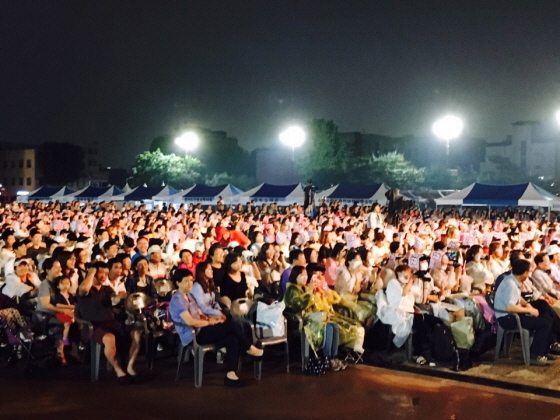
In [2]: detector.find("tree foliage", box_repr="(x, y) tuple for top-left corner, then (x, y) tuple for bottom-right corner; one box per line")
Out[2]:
(37, 142), (85, 185)
(295, 119), (350, 187)
(149, 129), (254, 176)
(129, 149), (203, 189)
(351, 152), (425, 190)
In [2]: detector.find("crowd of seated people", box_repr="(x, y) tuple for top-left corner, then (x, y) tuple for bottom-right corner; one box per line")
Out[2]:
(1, 198), (560, 388)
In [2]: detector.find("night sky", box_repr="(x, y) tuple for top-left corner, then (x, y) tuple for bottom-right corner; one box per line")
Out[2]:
(2, 1), (560, 167)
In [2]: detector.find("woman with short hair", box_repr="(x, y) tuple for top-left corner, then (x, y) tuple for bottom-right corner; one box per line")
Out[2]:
(169, 268), (263, 387)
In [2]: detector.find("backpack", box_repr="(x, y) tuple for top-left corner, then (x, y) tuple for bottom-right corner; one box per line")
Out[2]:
(430, 323), (472, 371)
(430, 323), (457, 362)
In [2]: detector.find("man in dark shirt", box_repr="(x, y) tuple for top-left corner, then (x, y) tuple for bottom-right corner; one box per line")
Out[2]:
(77, 261), (128, 381)
(26, 229), (47, 264)
(209, 243), (226, 289)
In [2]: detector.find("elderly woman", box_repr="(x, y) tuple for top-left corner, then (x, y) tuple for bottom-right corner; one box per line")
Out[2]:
(465, 245), (494, 293)
(169, 268), (263, 387)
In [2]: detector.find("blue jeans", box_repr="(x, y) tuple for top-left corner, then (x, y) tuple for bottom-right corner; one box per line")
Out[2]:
(323, 322), (340, 358)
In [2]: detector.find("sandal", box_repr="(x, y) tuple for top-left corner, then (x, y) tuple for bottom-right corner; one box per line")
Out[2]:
(414, 356), (427, 365)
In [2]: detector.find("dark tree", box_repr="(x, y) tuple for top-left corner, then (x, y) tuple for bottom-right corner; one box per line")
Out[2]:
(148, 129), (256, 177)
(36, 142), (85, 185)
(296, 119), (350, 187)
(149, 134), (176, 155)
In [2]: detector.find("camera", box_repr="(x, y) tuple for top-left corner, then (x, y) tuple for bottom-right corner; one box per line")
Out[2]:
(242, 250), (255, 263)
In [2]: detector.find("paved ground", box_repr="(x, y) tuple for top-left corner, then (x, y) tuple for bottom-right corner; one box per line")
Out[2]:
(1, 353), (559, 420)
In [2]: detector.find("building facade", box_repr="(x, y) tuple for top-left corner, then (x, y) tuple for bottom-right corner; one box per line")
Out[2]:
(0, 148), (39, 197)
(485, 121), (558, 179)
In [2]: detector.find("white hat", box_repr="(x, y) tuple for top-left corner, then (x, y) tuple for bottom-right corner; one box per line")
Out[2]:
(546, 245), (560, 256)
(14, 258), (29, 268)
(227, 241), (240, 249)
(241, 250), (254, 260)
(194, 241), (205, 252)
(148, 245), (162, 254)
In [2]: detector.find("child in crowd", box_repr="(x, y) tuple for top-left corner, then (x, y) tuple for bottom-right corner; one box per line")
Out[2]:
(53, 275), (76, 361)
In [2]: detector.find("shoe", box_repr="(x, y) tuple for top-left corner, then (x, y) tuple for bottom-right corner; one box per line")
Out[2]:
(547, 354), (558, 361)
(549, 342), (560, 355)
(530, 356), (549, 367)
(414, 356), (427, 365)
(18, 329), (34, 342)
(117, 375), (132, 385)
(247, 347), (264, 357)
(330, 359), (348, 372)
(224, 377), (245, 387)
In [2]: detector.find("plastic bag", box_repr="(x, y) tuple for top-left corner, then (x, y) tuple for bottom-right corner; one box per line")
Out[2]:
(451, 316), (475, 349)
(256, 300), (285, 337)
(430, 302), (451, 324)
(450, 297), (486, 331)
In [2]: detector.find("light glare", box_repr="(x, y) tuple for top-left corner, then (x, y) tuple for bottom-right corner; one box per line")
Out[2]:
(279, 126), (306, 148)
(174, 131), (199, 152)
(432, 115), (464, 141)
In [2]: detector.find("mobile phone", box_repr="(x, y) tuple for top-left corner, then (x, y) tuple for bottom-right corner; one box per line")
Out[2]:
(446, 251), (459, 263)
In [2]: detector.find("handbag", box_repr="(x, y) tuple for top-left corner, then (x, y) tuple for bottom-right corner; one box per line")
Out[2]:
(255, 300), (285, 337)
(304, 350), (330, 375)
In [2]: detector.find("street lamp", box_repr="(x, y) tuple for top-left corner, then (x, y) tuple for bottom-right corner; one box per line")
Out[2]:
(432, 115), (464, 168)
(174, 131), (199, 156)
(279, 126), (306, 160)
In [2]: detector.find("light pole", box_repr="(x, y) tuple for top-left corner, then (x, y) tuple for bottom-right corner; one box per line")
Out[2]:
(279, 126), (306, 160)
(432, 115), (464, 168)
(174, 131), (200, 157)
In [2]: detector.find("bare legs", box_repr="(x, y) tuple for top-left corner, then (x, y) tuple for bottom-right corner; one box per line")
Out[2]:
(101, 333), (127, 377)
(127, 329), (142, 376)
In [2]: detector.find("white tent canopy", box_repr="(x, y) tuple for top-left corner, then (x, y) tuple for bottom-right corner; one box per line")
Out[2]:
(162, 184), (243, 204)
(318, 183), (390, 205)
(435, 182), (560, 208)
(233, 183), (305, 205)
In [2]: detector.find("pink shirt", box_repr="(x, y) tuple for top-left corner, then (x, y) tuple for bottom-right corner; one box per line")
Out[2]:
(324, 258), (338, 286)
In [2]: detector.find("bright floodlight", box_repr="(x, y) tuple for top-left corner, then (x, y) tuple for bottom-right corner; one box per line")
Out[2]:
(174, 131), (199, 152)
(432, 115), (464, 141)
(279, 126), (306, 148)
(556, 110), (560, 125)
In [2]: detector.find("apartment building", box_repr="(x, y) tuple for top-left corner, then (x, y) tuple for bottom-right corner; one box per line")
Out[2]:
(0, 148), (39, 197)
